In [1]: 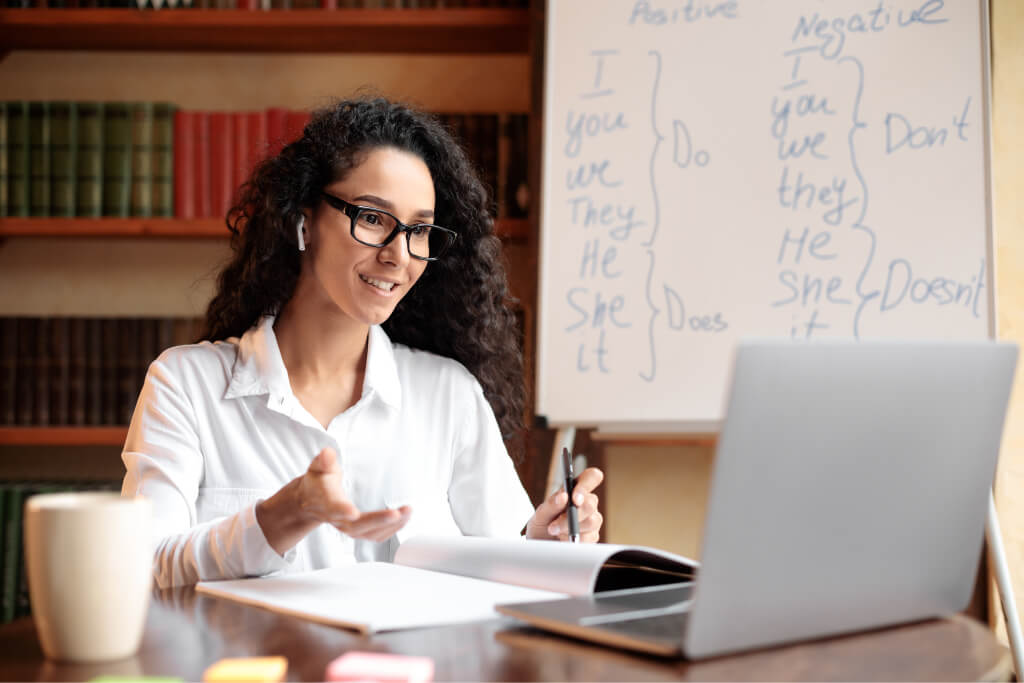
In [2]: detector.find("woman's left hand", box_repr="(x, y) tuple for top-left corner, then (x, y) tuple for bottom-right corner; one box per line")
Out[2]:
(525, 467), (604, 543)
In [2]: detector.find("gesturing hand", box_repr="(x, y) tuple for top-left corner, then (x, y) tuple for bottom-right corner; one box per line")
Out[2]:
(525, 466), (604, 543)
(296, 448), (412, 542)
(256, 447), (411, 555)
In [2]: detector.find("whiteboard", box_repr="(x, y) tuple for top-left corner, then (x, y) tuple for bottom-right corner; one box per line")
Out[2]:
(536, 0), (993, 429)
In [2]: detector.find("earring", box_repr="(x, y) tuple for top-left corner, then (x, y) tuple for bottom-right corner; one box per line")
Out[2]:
(296, 215), (306, 252)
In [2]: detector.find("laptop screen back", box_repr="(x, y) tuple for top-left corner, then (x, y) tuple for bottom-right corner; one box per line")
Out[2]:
(684, 339), (1017, 658)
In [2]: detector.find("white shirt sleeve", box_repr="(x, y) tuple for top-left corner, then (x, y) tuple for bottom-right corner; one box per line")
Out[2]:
(446, 378), (535, 537)
(121, 355), (292, 588)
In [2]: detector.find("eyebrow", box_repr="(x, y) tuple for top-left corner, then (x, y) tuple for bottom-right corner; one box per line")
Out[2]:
(352, 194), (435, 220)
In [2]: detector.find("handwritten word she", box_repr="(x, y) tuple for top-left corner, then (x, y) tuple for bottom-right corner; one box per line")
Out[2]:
(629, 0), (738, 26)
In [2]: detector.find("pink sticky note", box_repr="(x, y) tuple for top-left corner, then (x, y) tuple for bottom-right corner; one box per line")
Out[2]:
(325, 652), (434, 683)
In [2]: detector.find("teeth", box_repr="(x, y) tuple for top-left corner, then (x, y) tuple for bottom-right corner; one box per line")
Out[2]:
(360, 275), (395, 292)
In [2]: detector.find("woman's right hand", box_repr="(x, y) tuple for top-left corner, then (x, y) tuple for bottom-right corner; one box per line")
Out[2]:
(256, 447), (411, 556)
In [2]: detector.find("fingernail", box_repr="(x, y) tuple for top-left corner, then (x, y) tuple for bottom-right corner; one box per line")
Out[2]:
(574, 493), (584, 505)
(548, 524), (560, 536)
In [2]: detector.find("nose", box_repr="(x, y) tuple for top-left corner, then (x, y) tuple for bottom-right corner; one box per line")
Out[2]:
(377, 230), (412, 267)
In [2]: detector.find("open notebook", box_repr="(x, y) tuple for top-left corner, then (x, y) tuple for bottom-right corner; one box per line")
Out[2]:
(195, 535), (696, 633)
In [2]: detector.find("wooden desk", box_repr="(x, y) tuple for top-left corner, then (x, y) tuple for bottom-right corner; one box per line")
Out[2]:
(0, 587), (1011, 682)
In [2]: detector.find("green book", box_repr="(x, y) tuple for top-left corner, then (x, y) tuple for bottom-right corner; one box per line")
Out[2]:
(102, 102), (132, 217)
(152, 103), (176, 218)
(50, 102), (78, 218)
(6, 101), (29, 217)
(76, 102), (105, 218)
(0, 103), (8, 216)
(1, 483), (25, 624)
(129, 102), (154, 217)
(28, 102), (51, 217)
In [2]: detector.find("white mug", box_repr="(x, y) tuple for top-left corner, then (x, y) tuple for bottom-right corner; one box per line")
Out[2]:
(24, 492), (153, 662)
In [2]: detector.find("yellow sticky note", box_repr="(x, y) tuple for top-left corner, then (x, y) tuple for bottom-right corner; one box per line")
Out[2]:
(202, 656), (288, 683)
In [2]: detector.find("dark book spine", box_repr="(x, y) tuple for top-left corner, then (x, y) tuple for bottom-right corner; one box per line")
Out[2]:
(85, 318), (103, 425)
(505, 113), (529, 218)
(1, 484), (25, 624)
(129, 101), (154, 218)
(117, 318), (140, 425)
(76, 102), (105, 218)
(33, 318), (50, 426)
(0, 319), (16, 425)
(7, 102), (29, 217)
(14, 318), (35, 426)
(137, 317), (157, 409)
(102, 102), (133, 217)
(0, 103), (8, 216)
(101, 318), (119, 425)
(49, 317), (69, 426)
(49, 101), (78, 218)
(28, 102), (50, 217)
(68, 317), (87, 426)
(152, 103), (176, 218)
(173, 110), (195, 219)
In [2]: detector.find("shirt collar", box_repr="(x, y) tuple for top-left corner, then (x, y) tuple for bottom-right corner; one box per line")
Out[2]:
(223, 315), (402, 411)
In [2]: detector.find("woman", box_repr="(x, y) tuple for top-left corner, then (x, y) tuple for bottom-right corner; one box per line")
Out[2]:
(122, 97), (603, 588)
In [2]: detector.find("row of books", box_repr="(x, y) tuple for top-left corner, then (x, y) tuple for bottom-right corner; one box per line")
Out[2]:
(0, 316), (204, 427)
(0, 480), (121, 624)
(5, 0), (528, 7)
(1, 101), (530, 221)
(2, 0), (528, 6)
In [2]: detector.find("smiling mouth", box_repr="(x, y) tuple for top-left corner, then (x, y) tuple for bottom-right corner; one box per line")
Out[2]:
(360, 274), (396, 292)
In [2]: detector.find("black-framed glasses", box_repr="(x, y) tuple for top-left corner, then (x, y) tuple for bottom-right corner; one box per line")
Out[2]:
(320, 192), (457, 262)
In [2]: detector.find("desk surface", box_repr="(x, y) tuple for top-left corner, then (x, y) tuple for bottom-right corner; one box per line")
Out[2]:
(0, 587), (1011, 682)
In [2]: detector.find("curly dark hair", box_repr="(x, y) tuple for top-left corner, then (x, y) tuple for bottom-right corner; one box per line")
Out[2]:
(202, 97), (526, 454)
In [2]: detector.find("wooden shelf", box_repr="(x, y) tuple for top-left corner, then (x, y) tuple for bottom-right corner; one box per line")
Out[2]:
(0, 217), (528, 240)
(0, 427), (128, 446)
(0, 8), (530, 54)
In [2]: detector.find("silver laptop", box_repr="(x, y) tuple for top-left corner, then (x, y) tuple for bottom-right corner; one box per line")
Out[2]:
(499, 339), (1018, 658)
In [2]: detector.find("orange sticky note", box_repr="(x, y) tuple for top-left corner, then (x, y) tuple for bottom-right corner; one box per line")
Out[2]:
(202, 656), (288, 683)
(325, 652), (434, 682)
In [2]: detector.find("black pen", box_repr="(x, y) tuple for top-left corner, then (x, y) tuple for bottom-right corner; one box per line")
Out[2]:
(562, 447), (580, 543)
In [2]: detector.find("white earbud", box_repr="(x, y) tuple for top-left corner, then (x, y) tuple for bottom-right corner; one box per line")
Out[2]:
(296, 215), (306, 252)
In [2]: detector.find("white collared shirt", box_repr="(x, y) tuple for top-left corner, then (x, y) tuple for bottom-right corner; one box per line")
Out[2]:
(121, 316), (535, 588)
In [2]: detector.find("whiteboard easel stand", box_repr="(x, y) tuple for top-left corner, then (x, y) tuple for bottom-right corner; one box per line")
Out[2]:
(986, 492), (1024, 677)
(550, 431), (1023, 677)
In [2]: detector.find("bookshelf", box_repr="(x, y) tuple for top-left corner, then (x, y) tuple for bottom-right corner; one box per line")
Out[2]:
(0, 427), (127, 447)
(0, 6), (540, 458)
(0, 8), (530, 54)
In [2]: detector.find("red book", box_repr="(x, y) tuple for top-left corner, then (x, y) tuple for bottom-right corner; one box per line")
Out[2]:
(285, 110), (311, 147)
(193, 112), (213, 218)
(266, 107), (289, 159)
(319, 0), (336, 7)
(232, 112), (249, 198)
(247, 110), (269, 176)
(239, 0), (259, 7)
(209, 112), (235, 219)
(173, 110), (195, 219)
